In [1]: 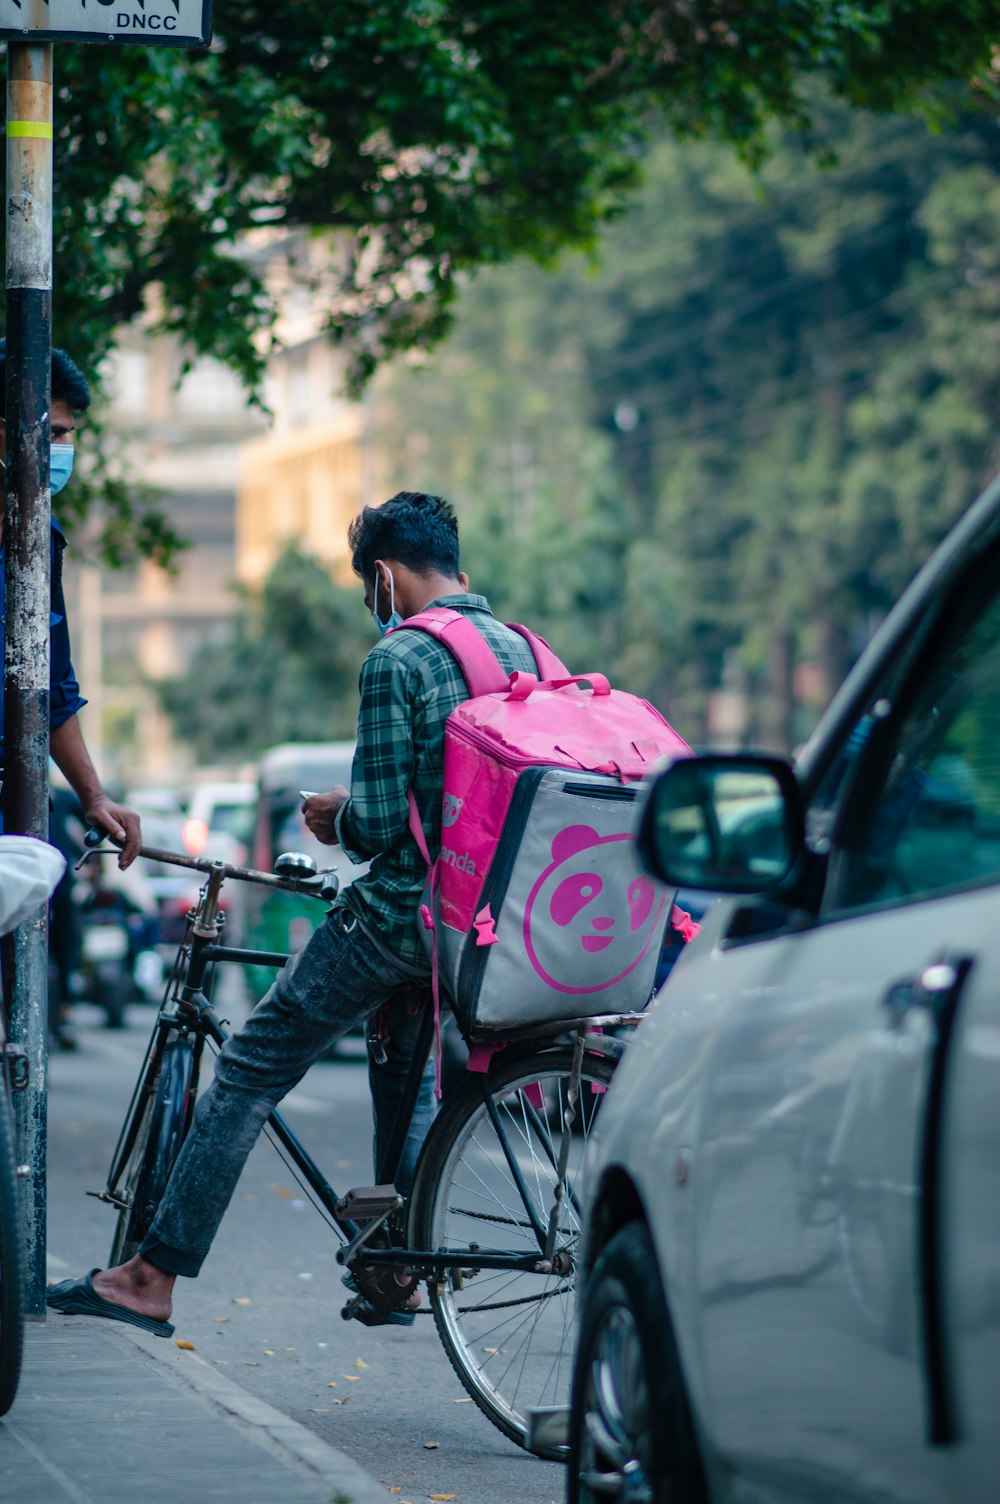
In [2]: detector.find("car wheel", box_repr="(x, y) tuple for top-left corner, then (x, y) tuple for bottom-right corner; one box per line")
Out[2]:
(568, 1222), (707, 1504)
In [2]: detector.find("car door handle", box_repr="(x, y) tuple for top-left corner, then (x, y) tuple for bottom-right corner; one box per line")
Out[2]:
(881, 961), (962, 1028)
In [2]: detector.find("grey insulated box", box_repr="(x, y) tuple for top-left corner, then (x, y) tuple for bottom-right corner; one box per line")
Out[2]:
(439, 769), (672, 1033)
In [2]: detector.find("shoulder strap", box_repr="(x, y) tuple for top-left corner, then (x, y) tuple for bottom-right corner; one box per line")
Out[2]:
(396, 608), (509, 697)
(397, 607), (572, 695)
(506, 624), (570, 679)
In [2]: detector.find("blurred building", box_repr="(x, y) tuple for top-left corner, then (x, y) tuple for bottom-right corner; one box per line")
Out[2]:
(67, 232), (366, 787)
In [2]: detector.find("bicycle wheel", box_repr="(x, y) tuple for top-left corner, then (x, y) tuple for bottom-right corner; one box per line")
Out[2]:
(0, 1082), (24, 1416)
(110, 1033), (196, 1266)
(407, 1039), (619, 1453)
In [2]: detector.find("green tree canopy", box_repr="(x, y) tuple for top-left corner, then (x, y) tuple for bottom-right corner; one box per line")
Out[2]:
(47, 2), (1000, 390)
(371, 101), (1000, 750)
(12, 0), (1000, 559)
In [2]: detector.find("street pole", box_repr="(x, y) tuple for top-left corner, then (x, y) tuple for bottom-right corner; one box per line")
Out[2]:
(4, 39), (53, 1317)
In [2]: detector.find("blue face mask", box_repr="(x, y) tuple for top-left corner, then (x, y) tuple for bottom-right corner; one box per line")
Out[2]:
(50, 443), (74, 496)
(373, 571), (403, 635)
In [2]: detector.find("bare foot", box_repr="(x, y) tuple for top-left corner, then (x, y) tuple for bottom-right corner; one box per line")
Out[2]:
(92, 1255), (175, 1323)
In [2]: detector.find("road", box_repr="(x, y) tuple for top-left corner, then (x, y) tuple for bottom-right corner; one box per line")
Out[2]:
(46, 997), (567, 1504)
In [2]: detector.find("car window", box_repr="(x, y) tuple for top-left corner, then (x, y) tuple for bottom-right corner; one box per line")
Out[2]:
(831, 558), (1000, 912)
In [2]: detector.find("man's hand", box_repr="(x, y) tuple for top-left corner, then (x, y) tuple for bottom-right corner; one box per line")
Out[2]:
(85, 795), (142, 869)
(302, 787), (349, 846)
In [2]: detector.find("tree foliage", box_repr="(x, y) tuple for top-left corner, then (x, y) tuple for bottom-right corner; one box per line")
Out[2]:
(371, 102), (1000, 750)
(4, 1), (997, 559)
(24, 0), (1000, 394)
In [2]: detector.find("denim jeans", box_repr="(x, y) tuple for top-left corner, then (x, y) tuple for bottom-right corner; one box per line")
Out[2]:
(141, 905), (436, 1278)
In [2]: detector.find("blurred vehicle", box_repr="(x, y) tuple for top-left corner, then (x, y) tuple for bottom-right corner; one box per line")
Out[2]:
(181, 779), (255, 863)
(245, 743), (367, 998)
(125, 787), (185, 820)
(564, 474), (1000, 1504)
(122, 807), (194, 963)
(74, 853), (160, 1027)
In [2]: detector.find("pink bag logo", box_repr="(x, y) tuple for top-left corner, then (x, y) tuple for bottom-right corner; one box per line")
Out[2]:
(442, 793), (464, 827)
(523, 825), (666, 994)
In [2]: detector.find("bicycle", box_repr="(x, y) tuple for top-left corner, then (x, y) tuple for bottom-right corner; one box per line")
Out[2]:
(81, 834), (635, 1457)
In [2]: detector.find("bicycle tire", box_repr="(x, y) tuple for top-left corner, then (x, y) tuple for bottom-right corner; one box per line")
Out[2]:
(0, 1083), (24, 1416)
(110, 1034), (196, 1267)
(407, 1039), (619, 1454)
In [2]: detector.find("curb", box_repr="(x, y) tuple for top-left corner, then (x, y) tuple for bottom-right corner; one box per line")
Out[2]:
(87, 1317), (391, 1504)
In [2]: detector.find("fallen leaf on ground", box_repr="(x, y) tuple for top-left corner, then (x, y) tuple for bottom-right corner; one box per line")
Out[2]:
(232, 1297), (252, 1306)
(213, 1316), (229, 1324)
(342, 1374), (360, 1382)
(286, 1346), (296, 1352)
(389, 1489), (402, 1496)
(423, 1441), (439, 1450)
(481, 1347), (502, 1354)
(213, 1360), (228, 1366)
(263, 1349), (276, 1356)
(308, 1408), (331, 1414)
(355, 1357), (368, 1370)
(327, 1382), (338, 1388)
(430, 1495), (457, 1501)
(273, 1188), (294, 1199)
(450, 1398), (472, 1404)
(175, 1340), (196, 1351)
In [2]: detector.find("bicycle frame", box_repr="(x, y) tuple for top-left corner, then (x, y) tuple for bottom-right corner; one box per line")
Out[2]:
(89, 839), (636, 1282)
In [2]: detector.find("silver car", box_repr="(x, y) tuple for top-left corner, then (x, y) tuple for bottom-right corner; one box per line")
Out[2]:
(566, 474), (1000, 1504)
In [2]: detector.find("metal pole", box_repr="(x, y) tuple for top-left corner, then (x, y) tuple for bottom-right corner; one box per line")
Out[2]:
(4, 40), (53, 1317)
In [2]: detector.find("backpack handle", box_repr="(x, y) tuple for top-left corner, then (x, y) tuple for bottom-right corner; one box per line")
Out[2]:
(506, 670), (611, 700)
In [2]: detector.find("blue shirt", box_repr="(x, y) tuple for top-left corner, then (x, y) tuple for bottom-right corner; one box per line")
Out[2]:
(0, 518), (87, 765)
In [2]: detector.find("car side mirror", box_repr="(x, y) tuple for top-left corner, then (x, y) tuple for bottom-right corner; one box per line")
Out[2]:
(636, 755), (805, 894)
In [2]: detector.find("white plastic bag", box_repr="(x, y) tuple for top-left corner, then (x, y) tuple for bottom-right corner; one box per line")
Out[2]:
(0, 835), (66, 936)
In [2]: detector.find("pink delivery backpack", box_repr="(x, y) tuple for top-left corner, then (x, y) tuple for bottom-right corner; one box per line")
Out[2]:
(401, 608), (691, 1034)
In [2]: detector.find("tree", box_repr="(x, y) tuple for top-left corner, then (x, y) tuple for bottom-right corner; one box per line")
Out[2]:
(9, 0), (998, 559)
(371, 101), (1000, 748)
(157, 546), (372, 761)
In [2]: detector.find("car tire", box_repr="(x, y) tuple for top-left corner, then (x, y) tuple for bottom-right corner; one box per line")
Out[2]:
(568, 1221), (707, 1504)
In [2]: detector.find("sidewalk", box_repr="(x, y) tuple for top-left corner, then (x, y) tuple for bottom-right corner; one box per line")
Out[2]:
(0, 1312), (392, 1503)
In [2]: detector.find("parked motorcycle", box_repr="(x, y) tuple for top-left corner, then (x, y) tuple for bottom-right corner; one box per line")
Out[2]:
(75, 868), (161, 1029)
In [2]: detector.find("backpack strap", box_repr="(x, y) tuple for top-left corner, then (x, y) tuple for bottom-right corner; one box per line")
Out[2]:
(394, 607), (515, 696)
(506, 624), (570, 680)
(397, 607), (570, 693)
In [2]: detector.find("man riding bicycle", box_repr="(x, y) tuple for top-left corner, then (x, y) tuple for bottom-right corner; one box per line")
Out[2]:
(49, 491), (541, 1336)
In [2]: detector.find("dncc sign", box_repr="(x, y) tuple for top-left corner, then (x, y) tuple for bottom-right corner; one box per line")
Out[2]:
(0, 0), (211, 47)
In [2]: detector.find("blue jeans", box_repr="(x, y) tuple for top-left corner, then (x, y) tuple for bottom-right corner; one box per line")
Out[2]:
(140, 905), (436, 1278)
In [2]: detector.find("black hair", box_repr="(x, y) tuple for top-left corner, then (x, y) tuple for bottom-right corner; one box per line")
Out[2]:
(0, 338), (91, 418)
(349, 491), (460, 583)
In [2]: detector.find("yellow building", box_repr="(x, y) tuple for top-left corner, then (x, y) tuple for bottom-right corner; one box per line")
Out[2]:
(237, 409), (364, 589)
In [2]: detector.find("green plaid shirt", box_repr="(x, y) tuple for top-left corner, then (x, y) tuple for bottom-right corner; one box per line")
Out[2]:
(335, 593), (539, 968)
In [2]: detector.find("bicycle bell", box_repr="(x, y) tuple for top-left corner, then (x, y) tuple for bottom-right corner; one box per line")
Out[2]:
(274, 850), (318, 879)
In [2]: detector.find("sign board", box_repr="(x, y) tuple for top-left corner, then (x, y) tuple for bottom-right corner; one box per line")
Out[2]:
(0, 0), (212, 47)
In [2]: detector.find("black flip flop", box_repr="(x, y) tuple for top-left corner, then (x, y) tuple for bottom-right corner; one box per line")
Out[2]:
(46, 1269), (175, 1338)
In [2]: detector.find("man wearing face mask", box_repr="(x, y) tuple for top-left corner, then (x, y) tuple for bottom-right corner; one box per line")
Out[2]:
(0, 341), (141, 868)
(50, 490), (542, 1336)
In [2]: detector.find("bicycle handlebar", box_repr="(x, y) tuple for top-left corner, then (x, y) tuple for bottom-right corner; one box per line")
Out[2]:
(82, 828), (340, 900)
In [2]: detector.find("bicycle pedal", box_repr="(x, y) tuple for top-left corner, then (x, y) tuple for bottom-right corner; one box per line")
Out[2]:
(334, 1184), (401, 1223)
(340, 1295), (365, 1322)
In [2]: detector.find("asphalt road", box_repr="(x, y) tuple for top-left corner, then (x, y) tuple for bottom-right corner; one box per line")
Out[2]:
(46, 996), (567, 1504)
